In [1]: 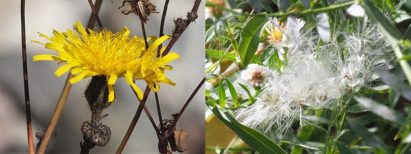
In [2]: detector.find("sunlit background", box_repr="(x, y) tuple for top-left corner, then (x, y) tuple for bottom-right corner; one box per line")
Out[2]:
(0, 0), (205, 153)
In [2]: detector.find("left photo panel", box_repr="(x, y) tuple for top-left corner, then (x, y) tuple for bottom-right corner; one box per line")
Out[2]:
(0, 0), (205, 153)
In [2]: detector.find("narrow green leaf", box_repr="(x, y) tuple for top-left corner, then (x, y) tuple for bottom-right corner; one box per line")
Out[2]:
(210, 107), (287, 154)
(354, 96), (405, 125)
(363, 0), (401, 40)
(239, 16), (266, 66)
(336, 141), (354, 154)
(206, 49), (236, 61)
(218, 81), (226, 108)
(281, 141), (324, 150)
(291, 125), (316, 154)
(347, 119), (390, 152)
(238, 83), (254, 103)
(396, 115), (411, 142)
(348, 104), (369, 113)
(225, 79), (239, 107)
(376, 70), (411, 101)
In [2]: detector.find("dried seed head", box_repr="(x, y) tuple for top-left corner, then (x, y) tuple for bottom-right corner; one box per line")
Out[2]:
(173, 18), (186, 37)
(119, 0), (158, 22)
(81, 121), (111, 147)
(240, 64), (273, 87)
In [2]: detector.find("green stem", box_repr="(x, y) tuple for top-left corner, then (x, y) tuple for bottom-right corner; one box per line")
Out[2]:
(206, 1), (355, 17)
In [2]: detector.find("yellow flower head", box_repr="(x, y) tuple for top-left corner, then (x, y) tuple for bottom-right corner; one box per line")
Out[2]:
(33, 21), (179, 102)
(266, 21), (285, 44)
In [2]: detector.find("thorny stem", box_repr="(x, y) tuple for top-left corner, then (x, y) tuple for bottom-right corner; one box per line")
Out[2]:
(87, 0), (103, 28)
(161, 0), (202, 56)
(117, 0), (202, 152)
(37, 75), (73, 154)
(167, 78), (205, 137)
(20, 0), (35, 153)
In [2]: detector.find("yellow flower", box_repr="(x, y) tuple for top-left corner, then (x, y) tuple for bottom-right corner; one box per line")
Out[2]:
(33, 21), (179, 102)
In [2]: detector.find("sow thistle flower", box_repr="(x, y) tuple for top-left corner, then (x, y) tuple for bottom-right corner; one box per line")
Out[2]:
(33, 21), (179, 102)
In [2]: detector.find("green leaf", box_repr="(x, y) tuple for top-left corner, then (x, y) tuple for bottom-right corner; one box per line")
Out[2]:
(348, 104), (369, 114)
(281, 141), (324, 151)
(225, 79), (239, 107)
(238, 83), (255, 103)
(363, 0), (411, 85)
(362, 0), (401, 40)
(206, 49), (236, 61)
(218, 81), (226, 108)
(209, 107), (287, 154)
(399, 0), (411, 12)
(396, 115), (411, 142)
(347, 119), (390, 152)
(354, 96), (405, 125)
(376, 70), (411, 101)
(239, 16), (266, 66)
(336, 141), (354, 154)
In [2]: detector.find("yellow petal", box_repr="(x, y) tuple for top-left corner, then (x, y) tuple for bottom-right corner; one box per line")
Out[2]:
(69, 71), (91, 84)
(147, 35), (170, 53)
(119, 27), (130, 38)
(70, 68), (83, 75)
(163, 78), (176, 86)
(164, 65), (173, 70)
(108, 84), (115, 102)
(159, 47), (166, 54)
(161, 52), (180, 63)
(125, 71), (144, 100)
(45, 43), (63, 51)
(108, 74), (118, 85)
(147, 36), (156, 42)
(38, 32), (51, 40)
(33, 54), (62, 61)
(74, 21), (87, 36)
(147, 81), (160, 92)
(31, 40), (45, 45)
(54, 64), (72, 77)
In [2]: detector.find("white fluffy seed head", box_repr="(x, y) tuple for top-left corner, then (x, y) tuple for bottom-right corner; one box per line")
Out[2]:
(234, 23), (394, 137)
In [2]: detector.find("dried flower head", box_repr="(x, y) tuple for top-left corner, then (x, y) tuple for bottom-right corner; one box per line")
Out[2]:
(240, 64), (273, 87)
(33, 21), (179, 102)
(119, 0), (158, 22)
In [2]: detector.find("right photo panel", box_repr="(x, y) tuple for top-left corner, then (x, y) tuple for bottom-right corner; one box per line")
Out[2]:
(205, 0), (411, 153)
